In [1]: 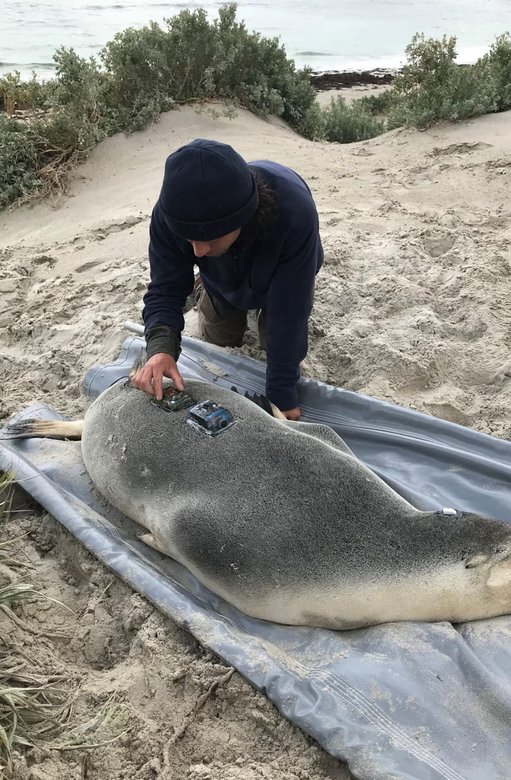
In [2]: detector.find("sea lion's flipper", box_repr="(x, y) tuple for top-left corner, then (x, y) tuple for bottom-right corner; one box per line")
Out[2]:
(2, 419), (84, 440)
(230, 386), (285, 419)
(138, 532), (167, 555)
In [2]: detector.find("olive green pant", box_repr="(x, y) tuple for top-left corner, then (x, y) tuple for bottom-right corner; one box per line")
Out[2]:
(197, 288), (267, 350)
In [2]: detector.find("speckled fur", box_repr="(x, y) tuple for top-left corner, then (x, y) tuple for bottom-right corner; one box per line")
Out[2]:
(80, 379), (511, 629)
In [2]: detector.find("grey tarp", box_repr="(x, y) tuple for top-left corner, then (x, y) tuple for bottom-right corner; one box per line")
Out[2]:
(1, 334), (511, 780)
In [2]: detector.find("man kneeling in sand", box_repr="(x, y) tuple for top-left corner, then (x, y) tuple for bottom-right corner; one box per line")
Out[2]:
(132, 139), (323, 421)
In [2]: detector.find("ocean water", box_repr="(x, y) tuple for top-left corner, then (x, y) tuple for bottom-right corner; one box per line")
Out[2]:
(1, 0), (510, 79)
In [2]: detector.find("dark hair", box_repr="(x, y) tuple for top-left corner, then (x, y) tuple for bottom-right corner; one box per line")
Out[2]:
(240, 168), (278, 242)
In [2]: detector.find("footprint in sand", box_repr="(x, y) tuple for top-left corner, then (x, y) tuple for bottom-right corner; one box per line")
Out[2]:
(422, 232), (456, 258)
(75, 260), (104, 274)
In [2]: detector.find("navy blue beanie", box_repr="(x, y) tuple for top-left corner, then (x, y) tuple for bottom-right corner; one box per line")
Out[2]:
(158, 139), (259, 240)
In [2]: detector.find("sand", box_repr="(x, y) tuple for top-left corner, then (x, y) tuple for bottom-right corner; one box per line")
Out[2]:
(2, 97), (511, 778)
(314, 84), (391, 107)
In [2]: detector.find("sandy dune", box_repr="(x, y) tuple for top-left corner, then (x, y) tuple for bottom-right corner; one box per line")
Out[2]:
(2, 101), (511, 778)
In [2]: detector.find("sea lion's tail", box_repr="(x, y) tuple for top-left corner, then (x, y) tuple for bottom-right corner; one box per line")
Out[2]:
(1, 419), (84, 440)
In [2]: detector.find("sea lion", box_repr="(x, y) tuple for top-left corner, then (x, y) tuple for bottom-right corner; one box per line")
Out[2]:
(6, 378), (511, 630)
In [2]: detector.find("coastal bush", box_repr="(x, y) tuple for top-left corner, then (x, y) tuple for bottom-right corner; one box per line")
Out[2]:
(99, 20), (177, 132)
(477, 33), (511, 112)
(0, 3), (320, 208)
(100, 4), (316, 132)
(3, 10), (511, 209)
(0, 71), (50, 113)
(357, 88), (400, 117)
(0, 116), (41, 208)
(295, 100), (326, 140)
(389, 34), (496, 128)
(322, 96), (386, 143)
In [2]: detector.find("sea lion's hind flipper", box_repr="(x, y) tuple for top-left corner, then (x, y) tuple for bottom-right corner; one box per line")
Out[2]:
(230, 385), (284, 419)
(1, 419), (84, 440)
(244, 390), (276, 416)
(138, 532), (168, 555)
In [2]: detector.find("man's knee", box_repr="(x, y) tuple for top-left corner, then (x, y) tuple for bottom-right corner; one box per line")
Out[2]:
(197, 288), (247, 348)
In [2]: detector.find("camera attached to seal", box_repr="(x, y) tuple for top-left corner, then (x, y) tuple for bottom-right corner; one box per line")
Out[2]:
(152, 388), (235, 437)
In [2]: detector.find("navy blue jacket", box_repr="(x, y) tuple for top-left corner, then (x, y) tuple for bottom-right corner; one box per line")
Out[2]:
(143, 160), (323, 410)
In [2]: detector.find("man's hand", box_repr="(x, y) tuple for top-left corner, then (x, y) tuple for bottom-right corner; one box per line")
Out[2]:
(281, 406), (301, 421)
(131, 353), (184, 400)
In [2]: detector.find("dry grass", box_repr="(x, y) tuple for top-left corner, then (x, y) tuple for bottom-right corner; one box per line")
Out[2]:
(0, 473), (131, 778)
(0, 654), (74, 775)
(14, 147), (87, 210)
(0, 473), (72, 777)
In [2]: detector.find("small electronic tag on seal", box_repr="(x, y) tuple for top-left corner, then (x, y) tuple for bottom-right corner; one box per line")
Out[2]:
(152, 388), (195, 413)
(187, 400), (235, 436)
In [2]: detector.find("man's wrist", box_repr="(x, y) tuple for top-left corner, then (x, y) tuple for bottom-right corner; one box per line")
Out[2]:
(145, 325), (181, 360)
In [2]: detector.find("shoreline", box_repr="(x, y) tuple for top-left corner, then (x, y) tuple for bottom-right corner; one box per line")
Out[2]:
(310, 68), (397, 91)
(0, 62), (477, 95)
(309, 69), (395, 107)
(0, 67), (397, 118)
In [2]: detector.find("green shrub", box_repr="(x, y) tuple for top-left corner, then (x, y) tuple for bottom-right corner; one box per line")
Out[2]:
(296, 100), (326, 140)
(0, 116), (41, 208)
(357, 88), (401, 116)
(322, 96), (386, 143)
(0, 70), (51, 111)
(100, 4), (316, 132)
(389, 33), (496, 128)
(477, 33), (511, 111)
(0, 3), (320, 209)
(99, 20), (177, 132)
(2, 8), (511, 211)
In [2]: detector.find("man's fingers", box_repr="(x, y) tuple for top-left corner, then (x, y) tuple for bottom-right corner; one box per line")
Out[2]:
(131, 369), (153, 396)
(133, 368), (159, 398)
(152, 371), (164, 400)
(170, 368), (185, 392)
(131, 357), (184, 398)
(282, 407), (301, 421)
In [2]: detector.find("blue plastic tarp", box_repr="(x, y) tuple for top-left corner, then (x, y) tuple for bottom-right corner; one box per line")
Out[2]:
(2, 335), (511, 780)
